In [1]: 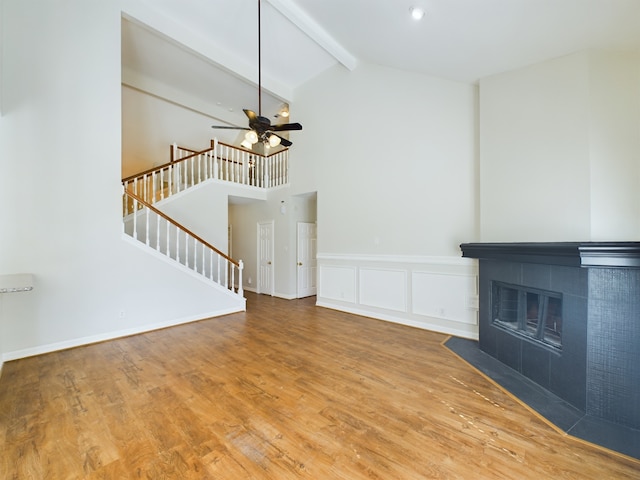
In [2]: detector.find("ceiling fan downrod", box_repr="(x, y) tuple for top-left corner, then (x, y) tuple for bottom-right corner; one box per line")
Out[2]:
(210, 0), (302, 150)
(258, 0), (262, 118)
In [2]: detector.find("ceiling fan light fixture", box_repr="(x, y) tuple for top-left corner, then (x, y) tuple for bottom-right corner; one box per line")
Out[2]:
(241, 139), (253, 149)
(410, 6), (425, 20)
(279, 103), (290, 118)
(245, 130), (259, 144)
(268, 133), (281, 147)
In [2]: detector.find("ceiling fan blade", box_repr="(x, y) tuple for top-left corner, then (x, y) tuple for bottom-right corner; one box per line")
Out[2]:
(271, 122), (302, 132)
(211, 125), (250, 130)
(278, 137), (293, 147)
(244, 109), (258, 121)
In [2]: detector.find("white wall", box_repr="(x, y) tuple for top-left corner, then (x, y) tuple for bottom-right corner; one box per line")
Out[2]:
(293, 63), (479, 256)
(156, 182), (231, 253)
(588, 51), (640, 239)
(291, 62), (480, 337)
(122, 85), (242, 178)
(479, 50), (640, 241)
(0, 0), (243, 362)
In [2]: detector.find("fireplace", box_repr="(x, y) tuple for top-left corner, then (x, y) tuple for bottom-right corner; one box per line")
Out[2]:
(460, 242), (640, 431)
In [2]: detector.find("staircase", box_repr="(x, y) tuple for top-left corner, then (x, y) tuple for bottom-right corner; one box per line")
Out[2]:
(121, 140), (289, 297)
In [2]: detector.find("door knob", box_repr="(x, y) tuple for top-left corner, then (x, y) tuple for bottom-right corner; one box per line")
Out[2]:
(297, 262), (303, 266)
(267, 261), (272, 265)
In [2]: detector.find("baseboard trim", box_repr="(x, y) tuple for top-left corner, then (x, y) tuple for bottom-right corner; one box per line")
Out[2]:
(316, 299), (479, 340)
(241, 286), (297, 300)
(2, 306), (245, 362)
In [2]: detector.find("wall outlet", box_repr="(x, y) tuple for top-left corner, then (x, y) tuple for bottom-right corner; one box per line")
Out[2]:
(248, 277), (252, 285)
(118, 310), (126, 318)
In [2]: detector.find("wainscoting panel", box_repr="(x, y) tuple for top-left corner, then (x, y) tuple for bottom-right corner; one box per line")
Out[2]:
(317, 265), (357, 303)
(412, 272), (477, 325)
(359, 268), (407, 312)
(316, 254), (479, 339)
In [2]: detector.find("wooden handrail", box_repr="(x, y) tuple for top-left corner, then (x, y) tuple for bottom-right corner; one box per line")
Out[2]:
(122, 146), (212, 183)
(124, 190), (239, 268)
(170, 145), (198, 162)
(123, 144), (255, 183)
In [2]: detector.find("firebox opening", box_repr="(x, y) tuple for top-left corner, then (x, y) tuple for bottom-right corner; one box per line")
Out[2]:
(492, 282), (562, 350)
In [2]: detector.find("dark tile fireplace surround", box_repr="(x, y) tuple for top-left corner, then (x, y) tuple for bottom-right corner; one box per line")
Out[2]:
(458, 242), (640, 459)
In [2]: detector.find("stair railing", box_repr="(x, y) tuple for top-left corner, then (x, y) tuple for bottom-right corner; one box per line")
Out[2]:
(122, 139), (289, 206)
(123, 189), (243, 296)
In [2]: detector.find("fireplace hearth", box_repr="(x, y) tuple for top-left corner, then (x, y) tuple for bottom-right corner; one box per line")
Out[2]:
(460, 242), (640, 434)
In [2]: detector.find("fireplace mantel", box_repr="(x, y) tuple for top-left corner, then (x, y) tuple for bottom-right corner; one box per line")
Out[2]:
(460, 241), (640, 268)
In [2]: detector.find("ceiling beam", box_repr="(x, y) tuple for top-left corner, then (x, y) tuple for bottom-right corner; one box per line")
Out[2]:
(121, 0), (293, 101)
(266, 0), (358, 71)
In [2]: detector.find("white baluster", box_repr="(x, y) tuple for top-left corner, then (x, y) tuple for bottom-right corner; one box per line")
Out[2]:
(285, 152), (288, 184)
(192, 238), (196, 270)
(190, 156), (195, 188)
(231, 147), (235, 183)
(273, 155), (277, 186)
(165, 220), (171, 258)
(203, 151), (208, 181)
(176, 225), (180, 263)
(266, 156), (271, 188)
(213, 139), (218, 180)
(225, 145), (229, 181)
(156, 211), (160, 250)
(185, 233), (190, 268)
(144, 206), (150, 246)
(259, 155), (263, 187)
(133, 198), (138, 240)
(209, 250), (213, 280)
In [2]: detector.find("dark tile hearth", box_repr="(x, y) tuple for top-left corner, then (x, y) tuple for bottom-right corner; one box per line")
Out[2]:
(445, 336), (640, 461)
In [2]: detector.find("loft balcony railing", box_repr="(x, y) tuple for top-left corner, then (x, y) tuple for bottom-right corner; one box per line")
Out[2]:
(122, 139), (289, 207)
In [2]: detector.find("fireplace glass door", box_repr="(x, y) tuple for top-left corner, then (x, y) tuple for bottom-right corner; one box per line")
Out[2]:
(492, 282), (562, 349)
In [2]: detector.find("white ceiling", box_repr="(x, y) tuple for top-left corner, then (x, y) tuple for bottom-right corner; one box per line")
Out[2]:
(122, 0), (640, 123)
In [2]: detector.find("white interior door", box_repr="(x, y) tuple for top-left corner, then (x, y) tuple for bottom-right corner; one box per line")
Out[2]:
(257, 220), (274, 296)
(297, 222), (317, 298)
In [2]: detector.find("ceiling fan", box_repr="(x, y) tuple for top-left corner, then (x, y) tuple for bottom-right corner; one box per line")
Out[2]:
(211, 0), (302, 151)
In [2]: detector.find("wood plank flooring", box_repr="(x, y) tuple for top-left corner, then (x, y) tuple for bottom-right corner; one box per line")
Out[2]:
(1, 292), (638, 479)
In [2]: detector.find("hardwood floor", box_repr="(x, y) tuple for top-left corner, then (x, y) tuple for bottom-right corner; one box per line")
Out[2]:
(1, 293), (638, 479)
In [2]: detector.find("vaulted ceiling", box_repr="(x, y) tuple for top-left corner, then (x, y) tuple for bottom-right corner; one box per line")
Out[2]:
(122, 0), (640, 126)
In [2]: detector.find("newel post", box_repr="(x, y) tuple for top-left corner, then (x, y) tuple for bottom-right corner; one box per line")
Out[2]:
(237, 260), (244, 296)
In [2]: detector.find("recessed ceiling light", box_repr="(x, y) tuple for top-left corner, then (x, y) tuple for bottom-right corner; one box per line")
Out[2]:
(410, 6), (425, 20)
